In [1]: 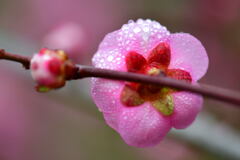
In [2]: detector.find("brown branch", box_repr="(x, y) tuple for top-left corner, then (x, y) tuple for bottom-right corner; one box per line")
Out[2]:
(75, 65), (240, 106)
(1, 50), (240, 106)
(0, 49), (30, 69)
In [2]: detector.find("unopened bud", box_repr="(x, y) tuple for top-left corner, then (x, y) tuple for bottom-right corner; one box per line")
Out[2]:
(30, 48), (74, 92)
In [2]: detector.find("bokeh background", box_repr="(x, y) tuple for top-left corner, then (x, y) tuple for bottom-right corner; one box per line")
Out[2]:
(0, 0), (240, 159)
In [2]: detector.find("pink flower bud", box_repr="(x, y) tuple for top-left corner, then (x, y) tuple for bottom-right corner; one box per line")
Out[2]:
(30, 48), (72, 92)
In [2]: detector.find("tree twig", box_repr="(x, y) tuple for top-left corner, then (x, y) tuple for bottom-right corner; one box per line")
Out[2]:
(0, 49), (30, 69)
(1, 49), (240, 106)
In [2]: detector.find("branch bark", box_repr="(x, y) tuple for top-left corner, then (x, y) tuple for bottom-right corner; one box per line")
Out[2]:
(1, 49), (240, 106)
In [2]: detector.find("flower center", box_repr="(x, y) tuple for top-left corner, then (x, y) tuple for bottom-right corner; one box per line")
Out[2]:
(137, 67), (166, 101)
(120, 42), (192, 116)
(147, 67), (161, 75)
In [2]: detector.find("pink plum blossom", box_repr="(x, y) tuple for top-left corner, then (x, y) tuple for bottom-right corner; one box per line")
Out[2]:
(91, 19), (208, 147)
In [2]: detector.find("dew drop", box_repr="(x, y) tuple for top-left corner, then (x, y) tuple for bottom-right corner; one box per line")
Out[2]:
(133, 27), (141, 33)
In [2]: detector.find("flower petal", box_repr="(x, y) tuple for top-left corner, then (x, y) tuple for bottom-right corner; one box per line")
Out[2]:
(125, 51), (147, 73)
(91, 78), (124, 113)
(92, 48), (126, 71)
(93, 22), (169, 72)
(171, 91), (203, 129)
(166, 69), (192, 82)
(118, 104), (171, 147)
(147, 42), (171, 69)
(100, 19), (170, 59)
(168, 33), (209, 81)
(103, 112), (120, 130)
